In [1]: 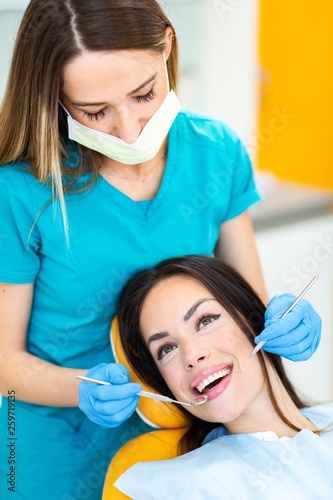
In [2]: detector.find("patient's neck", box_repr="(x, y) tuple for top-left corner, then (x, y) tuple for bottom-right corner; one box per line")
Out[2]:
(224, 365), (318, 438)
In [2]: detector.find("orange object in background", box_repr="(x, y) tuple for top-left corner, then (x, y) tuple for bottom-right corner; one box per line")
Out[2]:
(258, 1), (333, 188)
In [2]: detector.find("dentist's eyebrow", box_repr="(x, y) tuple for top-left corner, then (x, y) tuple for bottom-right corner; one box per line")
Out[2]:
(70, 74), (158, 108)
(71, 100), (107, 107)
(184, 298), (217, 322)
(127, 73), (157, 96)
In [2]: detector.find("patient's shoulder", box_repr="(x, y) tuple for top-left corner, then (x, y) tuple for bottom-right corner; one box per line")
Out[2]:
(202, 425), (227, 445)
(301, 402), (333, 429)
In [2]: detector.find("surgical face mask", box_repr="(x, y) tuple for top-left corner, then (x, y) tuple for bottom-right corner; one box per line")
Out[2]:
(60, 56), (181, 164)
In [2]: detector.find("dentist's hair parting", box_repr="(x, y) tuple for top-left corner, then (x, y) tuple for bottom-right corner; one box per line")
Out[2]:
(0, 0), (179, 239)
(117, 255), (309, 454)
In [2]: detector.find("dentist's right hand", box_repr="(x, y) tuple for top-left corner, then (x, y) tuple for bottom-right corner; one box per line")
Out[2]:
(78, 363), (142, 428)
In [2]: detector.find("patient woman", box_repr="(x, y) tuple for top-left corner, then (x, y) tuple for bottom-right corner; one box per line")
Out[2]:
(114, 255), (333, 499)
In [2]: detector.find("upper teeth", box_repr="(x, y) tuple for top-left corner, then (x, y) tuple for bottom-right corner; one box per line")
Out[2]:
(196, 368), (232, 393)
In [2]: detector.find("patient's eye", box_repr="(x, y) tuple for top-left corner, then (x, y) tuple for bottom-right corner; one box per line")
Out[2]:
(157, 343), (177, 360)
(197, 314), (221, 330)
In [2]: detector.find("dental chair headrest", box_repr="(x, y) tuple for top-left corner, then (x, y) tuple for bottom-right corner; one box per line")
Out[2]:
(103, 316), (191, 499)
(111, 316), (191, 429)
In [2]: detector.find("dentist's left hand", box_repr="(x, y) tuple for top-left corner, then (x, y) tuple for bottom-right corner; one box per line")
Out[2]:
(78, 363), (142, 428)
(254, 294), (321, 361)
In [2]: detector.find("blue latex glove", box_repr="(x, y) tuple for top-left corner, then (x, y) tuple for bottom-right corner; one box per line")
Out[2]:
(78, 362), (142, 428)
(254, 293), (321, 361)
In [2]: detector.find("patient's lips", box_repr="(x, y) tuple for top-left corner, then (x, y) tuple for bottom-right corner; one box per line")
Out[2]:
(190, 363), (233, 401)
(196, 368), (232, 394)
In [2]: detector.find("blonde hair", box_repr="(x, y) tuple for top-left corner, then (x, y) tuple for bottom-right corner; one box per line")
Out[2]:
(0, 0), (179, 238)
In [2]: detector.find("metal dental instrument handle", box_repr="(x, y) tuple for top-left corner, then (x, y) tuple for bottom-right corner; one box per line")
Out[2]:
(236, 275), (319, 374)
(76, 375), (208, 407)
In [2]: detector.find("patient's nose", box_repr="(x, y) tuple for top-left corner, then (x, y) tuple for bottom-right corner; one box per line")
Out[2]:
(183, 342), (209, 369)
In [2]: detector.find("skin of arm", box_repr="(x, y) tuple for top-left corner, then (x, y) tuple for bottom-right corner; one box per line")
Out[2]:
(0, 283), (87, 407)
(216, 210), (268, 305)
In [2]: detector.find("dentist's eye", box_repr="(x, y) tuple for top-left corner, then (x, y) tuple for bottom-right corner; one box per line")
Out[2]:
(157, 343), (177, 360)
(83, 110), (106, 121)
(197, 314), (221, 330)
(135, 86), (156, 103)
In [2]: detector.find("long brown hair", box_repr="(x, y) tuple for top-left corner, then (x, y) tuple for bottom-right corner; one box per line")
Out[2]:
(0, 0), (179, 237)
(117, 255), (309, 454)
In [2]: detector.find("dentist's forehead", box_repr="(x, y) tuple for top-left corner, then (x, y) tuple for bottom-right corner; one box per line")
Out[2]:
(62, 49), (164, 103)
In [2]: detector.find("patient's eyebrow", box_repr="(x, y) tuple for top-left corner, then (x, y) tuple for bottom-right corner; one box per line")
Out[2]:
(184, 298), (216, 322)
(148, 331), (169, 347)
(147, 298), (217, 347)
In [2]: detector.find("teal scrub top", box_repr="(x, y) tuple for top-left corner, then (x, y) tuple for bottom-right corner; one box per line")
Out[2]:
(0, 109), (261, 499)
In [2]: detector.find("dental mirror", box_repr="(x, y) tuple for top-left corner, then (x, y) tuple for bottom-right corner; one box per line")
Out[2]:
(76, 375), (208, 407)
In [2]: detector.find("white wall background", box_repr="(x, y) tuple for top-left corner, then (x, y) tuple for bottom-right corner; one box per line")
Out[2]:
(0, 5), (27, 101)
(255, 215), (333, 404)
(163, 0), (260, 155)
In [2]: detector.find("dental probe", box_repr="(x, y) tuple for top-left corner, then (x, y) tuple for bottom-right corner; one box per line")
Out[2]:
(76, 375), (208, 406)
(235, 275), (319, 374)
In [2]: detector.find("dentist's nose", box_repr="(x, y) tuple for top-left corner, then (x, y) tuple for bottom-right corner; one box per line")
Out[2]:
(183, 341), (209, 370)
(111, 108), (141, 144)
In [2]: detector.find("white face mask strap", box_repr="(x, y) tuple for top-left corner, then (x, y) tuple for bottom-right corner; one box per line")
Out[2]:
(163, 53), (170, 92)
(58, 100), (73, 118)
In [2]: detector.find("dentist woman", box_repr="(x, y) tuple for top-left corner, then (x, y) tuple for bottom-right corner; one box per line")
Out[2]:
(0, 1), (321, 499)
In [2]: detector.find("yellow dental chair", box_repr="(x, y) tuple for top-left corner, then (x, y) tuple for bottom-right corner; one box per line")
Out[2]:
(102, 317), (191, 500)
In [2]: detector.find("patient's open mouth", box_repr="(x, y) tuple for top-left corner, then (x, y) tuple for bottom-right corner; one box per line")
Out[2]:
(195, 367), (232, 395)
